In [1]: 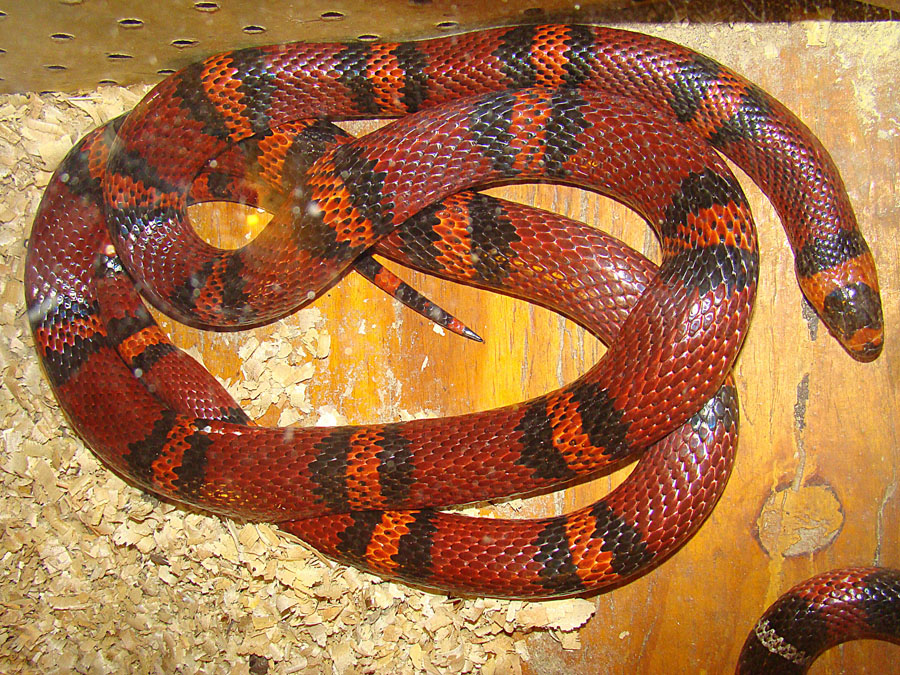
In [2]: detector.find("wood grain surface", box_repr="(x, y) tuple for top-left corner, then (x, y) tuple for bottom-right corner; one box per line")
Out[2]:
(163, 22), (898, 674)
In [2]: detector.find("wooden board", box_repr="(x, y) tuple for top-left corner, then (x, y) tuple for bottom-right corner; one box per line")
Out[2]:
(1, 1), (897, 94)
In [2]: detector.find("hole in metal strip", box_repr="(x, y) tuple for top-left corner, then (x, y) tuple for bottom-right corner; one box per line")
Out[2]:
(435, 20), (458, 30)
(118, 18), (145, 29)
(242, 25), (266, 35)
(356, 34), (380, 42)
(320, 11), (344, 20)
(50, 33), (75, 41)
(193, 1), (219, 11)
(107, 53), (134, 60)
(171, 39), (199, 49)
(45, 64), (67, 71)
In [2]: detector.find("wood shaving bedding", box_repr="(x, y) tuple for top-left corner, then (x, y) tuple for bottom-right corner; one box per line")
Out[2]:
(0, 88), (596, 675)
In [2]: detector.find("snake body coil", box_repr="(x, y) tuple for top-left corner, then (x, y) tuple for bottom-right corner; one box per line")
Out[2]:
(737, 567), (900, 673)
(26, 20), (885, 645)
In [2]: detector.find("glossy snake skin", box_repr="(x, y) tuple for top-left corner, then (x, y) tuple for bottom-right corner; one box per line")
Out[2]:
(738, 567), (900, 673)
(26, 21), (884, 635)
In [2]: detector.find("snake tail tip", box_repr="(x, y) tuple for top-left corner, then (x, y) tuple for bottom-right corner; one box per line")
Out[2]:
(462, 326), (484, 343)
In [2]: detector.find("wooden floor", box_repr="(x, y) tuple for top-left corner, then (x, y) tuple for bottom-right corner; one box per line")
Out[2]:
(171, 23), (898, 674)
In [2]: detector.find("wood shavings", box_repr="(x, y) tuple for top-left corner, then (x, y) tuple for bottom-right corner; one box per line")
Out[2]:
(0, 88), (597, 674)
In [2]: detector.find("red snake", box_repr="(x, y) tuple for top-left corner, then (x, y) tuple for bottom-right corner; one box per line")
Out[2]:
(737, 567), (900, 672)
(26, 23), (890, 663)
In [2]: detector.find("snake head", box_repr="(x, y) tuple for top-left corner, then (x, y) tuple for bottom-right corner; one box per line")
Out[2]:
(797, 250), (883, 362)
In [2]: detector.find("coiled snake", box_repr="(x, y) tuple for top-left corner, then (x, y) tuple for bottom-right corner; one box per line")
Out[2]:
(25, 24), (892, 671)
